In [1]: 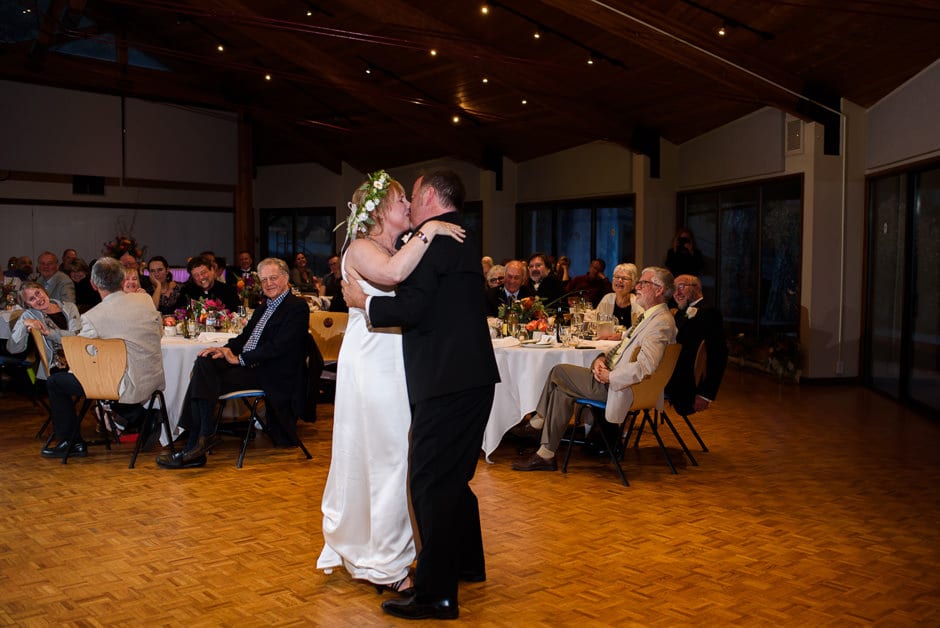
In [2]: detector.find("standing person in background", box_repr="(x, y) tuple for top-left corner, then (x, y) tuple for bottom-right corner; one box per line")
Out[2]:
(343, 170), (499, 620)
(664, 227), (705, 278)
(555, 255), (571, 283)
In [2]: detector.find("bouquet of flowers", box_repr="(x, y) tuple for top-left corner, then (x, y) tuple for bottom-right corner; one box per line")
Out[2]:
(1, 278), (19, 308)
(102, 234), (146, 260)
(499, 296), (549, 332)
(236, 272), (262, 307)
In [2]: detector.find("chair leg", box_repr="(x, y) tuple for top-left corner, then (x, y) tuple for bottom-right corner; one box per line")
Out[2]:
(130, 391), (174, 469)
(660, 410), (698, 466)
(679, 413), (709, 452)
(642, 409), (678, 474)
(596, 419), (629, 487)
(238, 397), (264, 468)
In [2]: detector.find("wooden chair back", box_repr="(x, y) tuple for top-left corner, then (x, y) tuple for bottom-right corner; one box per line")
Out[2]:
(309, 311), (348, 363)
(628, 343), (682, 411)
(61, 336), (127, 401)
(29, 326), (51, 377)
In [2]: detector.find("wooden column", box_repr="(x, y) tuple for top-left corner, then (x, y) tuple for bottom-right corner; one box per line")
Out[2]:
(234, 112), (255, 257)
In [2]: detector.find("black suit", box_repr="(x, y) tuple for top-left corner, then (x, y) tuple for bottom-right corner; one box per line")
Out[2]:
(181, 279), (240, 312)
(483, 284), (534, 317)
(179, 292), (310, 446)
(369, 214), (500, 604)
(530, 274), (564, 306)
(665, 300), (728, 415)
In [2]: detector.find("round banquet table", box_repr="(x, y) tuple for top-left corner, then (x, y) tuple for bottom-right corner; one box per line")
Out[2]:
(0, 307), (23, 341)
(483, 339), (618, 461)
(159, 333), (236, 445)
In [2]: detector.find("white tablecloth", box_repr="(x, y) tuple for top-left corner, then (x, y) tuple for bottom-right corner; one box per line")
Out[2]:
(159, 334), (234, 444)
(483, 340), (618, 460)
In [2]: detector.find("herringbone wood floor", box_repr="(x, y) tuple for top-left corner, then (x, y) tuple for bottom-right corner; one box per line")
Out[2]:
(1, 367), (938, 626)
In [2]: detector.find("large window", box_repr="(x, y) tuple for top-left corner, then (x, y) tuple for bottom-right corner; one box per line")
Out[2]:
(866, 162), (940, 414)
(679, 176), (802, 339)
(260, 207), (335, 276)
(518, 196), (634, 276)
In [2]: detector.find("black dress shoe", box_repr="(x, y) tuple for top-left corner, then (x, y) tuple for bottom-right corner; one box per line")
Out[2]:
(155, 447), (207, 469)
(41, 440), (87, 459)
(511, 452), (557, 471)
(381, 596), (458, 620)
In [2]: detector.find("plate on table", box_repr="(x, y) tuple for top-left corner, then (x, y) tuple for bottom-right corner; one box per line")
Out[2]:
(521, 342), (557, 349)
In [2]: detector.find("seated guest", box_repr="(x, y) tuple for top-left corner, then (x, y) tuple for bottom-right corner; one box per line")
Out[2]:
(484, 260), (533, 317)
(320, 253), (349, 313)
(40, 257), (164, 458)
(665, 275), (728, 416)
(181, 255), (240, 312)
(59, 248), (78, 273)
(527, 252), (564, 305)
(157, 257), (310, 468)
(486, 264), (506, 289)
(35, 251), (76, 304)
(199, 250), (222, 281)
(226, 250), (254, 286)
(566, 258), (612, 307)
(122, 268), (148, 294)
(596, 263), (643, 331)
(147, 256), (182, 315)
(290, 252), (320, 293)
(555, 255), (571, 283)
(10, 256), (33, 281)
(511, 267), (677, 471)
(6, 282), (81, 379)
(67, 258), (100, 312)
(119, 252), (154, 294)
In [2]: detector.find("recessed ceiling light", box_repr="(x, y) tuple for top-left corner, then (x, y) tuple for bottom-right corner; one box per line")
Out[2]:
(481, 5), (489, 15)
(482, 77), (489, 84)
(533, 32), (540, 39)
(264, 73), (272, 81)
(717, 24), (727, 36)
(306, 10), (313, 17)
(217, 44), (224, 52)
(365, 67), (372, 74)
(587, 57), (594, 65)
(430, 49), (438, 57)
(452, 115), (461, 124)
(521, 99), (528, 105)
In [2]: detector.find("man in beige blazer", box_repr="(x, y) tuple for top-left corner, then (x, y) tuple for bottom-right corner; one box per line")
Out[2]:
(513, 266), (677, 472)
(42, 256), (164, 459)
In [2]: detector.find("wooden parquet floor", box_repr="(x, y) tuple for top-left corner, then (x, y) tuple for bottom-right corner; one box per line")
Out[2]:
(1, 367), (938, 626)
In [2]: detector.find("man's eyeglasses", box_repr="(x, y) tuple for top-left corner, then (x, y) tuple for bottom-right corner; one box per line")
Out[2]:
(635, 279), (662, 289)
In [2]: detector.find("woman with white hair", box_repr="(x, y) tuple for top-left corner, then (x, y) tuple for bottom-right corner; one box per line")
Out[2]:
(596, 262), (644, 335)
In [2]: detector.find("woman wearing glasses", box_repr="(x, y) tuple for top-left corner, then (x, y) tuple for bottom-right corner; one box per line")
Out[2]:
(596, 263), (644, 335)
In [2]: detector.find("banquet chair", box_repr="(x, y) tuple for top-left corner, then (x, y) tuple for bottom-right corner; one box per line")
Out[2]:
(562, 343), (682, 485)
(662, 340), (710, 454)
(61, 336), (174, 467)
(211, 389), (313, 468)
(309, 311), (347, 399)
(29, 326), (56, 444)
(0, 311), (48, 414)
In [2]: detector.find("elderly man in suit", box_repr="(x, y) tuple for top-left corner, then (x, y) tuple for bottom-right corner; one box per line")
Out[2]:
(41, 257), (164, 458)
(483, 259), (533, 317)
(157, 257), (309, 469)
(343, 169), (500, 621)
(35, 251), (76, 304)
(512, 266), (678, 471)
(666, 275), (728, 415)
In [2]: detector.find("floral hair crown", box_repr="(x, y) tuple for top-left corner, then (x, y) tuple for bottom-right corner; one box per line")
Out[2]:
(336, 170), (393, 240)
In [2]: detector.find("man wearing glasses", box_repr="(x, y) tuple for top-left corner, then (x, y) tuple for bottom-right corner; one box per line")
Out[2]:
(527, 252), (564, 305)
(157, 257), (310, 468)
(512, 266), (678, 472)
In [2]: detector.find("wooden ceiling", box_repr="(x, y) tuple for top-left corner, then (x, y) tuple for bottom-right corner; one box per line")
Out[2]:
(2, 0), (939, 173)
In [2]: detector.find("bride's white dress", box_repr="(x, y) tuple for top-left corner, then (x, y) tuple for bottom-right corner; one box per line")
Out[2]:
(316, 265), (415, 584)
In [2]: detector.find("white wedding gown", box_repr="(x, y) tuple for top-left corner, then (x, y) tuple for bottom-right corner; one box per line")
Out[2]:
(317, 262), (415, 585)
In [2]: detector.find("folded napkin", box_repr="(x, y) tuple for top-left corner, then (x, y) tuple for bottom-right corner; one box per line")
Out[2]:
(492, 337), (521, 348)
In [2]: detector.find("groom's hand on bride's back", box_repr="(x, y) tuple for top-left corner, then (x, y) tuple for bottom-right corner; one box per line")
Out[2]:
(341, 278), (366, 310)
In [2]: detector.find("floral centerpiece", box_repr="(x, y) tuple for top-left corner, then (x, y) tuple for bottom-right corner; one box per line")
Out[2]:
(1, 277), (19, 309)
(236, 272), (262, 307)
(177, 298), (233, 332)
(102, 234), (146, 260)
(767, 334), (803, 382)
(499, 296), (549, 333)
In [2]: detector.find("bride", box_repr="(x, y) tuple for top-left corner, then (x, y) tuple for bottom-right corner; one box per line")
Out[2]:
(317, 170), (464, 594)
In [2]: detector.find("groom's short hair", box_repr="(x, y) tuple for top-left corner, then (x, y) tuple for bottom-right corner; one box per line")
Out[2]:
(421, 169), (465, 211)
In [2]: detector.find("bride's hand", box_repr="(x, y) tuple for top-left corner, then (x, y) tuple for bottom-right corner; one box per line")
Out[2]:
(421, 220), (466, 243)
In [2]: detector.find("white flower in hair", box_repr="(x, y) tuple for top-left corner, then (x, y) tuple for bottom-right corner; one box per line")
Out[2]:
(365, 199), (375, 211)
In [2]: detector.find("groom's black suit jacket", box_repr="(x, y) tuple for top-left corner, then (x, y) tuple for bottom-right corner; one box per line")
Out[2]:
(665, 300), (728, 415)
(370, 215), (500, 402)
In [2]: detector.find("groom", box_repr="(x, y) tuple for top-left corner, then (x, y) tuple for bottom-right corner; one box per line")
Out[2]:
(343, 169), (499, 620)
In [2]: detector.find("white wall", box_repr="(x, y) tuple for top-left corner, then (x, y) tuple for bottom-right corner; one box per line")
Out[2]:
(517, 141), (633, 202)
(867, 59), (940, 171)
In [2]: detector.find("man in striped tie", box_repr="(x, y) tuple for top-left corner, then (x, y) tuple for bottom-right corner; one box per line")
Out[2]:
(512, 266), (678, 472)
